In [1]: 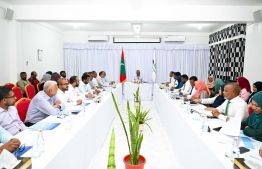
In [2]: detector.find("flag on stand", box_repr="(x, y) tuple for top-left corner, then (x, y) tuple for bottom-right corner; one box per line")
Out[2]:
(152, 48), (156, 83)
(120, 49), (126, 83)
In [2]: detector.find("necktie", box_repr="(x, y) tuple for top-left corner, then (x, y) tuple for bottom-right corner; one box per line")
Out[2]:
(189, 87), (194, 95)
(183, 84), (185, 90)
(225, 100), (231, 115)
(170, 78), (171, 83)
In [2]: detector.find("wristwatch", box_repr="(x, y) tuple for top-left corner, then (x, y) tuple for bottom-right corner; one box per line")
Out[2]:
(57, 105), (61, 110)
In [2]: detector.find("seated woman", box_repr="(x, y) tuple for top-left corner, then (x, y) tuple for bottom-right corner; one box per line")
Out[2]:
(207, 76), (215, 92)
(247, 81), (262, 104)
(210, 78), (225, 98)
(241, 91), (262, 141)
(237, 77), (251, 102)
(191, 80), (209, 100)
(193, 85), (225, 109)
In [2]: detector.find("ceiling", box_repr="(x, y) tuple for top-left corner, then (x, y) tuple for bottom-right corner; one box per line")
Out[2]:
(2, 0), (262, 6)
(2, 0), (261, 33)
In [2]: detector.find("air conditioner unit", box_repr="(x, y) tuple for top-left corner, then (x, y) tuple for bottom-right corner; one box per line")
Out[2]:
(163, 36), (186, 43)
(87, 35), (109, 42)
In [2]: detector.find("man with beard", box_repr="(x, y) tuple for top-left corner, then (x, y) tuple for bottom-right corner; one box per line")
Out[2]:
(17, 72), (30, 97)
(68, 76), (90, 100)
(57, 78), (82, 106)
(0, 86), (26, 135)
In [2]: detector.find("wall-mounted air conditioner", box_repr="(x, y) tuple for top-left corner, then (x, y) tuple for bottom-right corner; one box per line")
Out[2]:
(87, 35), (109, 42)
(163, 35), (186, 43)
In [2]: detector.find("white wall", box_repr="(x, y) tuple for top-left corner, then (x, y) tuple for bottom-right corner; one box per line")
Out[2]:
(64, 31), (209, 44)
(243, 22), (262, 86)
(20, 22), (64, 80)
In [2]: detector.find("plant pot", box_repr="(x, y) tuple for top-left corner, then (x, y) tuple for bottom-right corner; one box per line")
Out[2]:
(123, 154), (146, 169)
(139, 124), (144, 133)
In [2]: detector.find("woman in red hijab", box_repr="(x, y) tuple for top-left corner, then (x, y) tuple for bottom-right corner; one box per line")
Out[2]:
(191, 80), (209, 100)
(237, 77), (251, 102)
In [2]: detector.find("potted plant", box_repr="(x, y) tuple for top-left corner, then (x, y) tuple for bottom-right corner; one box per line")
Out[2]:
(111, 91), (150, 169)
(133, 87), (141, 109)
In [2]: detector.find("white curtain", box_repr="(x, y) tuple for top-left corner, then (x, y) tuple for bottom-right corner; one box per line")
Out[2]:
(64, 43), (210, 83)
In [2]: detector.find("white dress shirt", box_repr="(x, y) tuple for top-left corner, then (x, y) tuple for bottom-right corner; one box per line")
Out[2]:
(92, 78), (99, 87)
(216, 96), (248, 121)
(186, 86), (196, 99)
(57, 89), (78, 107)
(96, 76), (109, 87)
(180, 80), (191, 94)
(169, 77), (178, 88)
(78, 81), (92, 94)
(68, 84), (85, 100)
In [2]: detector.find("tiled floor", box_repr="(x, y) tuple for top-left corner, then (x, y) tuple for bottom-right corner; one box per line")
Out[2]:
(88, 101), (179, 169)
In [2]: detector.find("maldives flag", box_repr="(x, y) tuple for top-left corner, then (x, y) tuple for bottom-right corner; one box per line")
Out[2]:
(120, 49), (126, 83)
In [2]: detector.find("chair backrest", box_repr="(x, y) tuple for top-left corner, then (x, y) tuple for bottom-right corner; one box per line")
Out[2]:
(25, 84), (36, 99)
(15, 98), (31, 122)
(16, 82), (19, 87)
(36, 83), (41, 92)
(12, 87), (23, 102)
(4, 83), (15, 89)
(248, 106), (253, 115)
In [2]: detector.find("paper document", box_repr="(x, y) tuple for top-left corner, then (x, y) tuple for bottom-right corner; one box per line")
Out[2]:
(219, 117), (241, 136)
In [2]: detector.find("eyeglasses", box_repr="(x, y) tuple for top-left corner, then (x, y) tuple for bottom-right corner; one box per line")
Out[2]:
(14, 144), (25, 156)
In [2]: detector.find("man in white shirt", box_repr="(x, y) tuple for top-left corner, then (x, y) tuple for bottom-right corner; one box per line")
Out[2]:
(212, 83), (248, 122)
(134, 70), (143, 82)
(57, 78), (82, 106)
(183, 76), (197, 99)
(79, 73), (100, 96)
(179, 74), (191, 95)
(96, 71), (114, 87)
(91, 71), (102, 89)
(165, 71), (177, 88)
(68, 76), (92, 100)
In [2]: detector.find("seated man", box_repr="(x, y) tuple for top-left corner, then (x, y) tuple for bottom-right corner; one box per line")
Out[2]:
(96, 71), (114, 87)
(79, 73), (100, 95)
(68, 76), (92, 99)
(211, 83), (248, 122)
(241, 91), (262, 141)
(179, 74), (191, 95)
(165, 71), (175, 87)
(134, 70), (143, 82)
(183, 76), (197, 99)
(17, 72), (30, 97)
(0, 126), (21, 153)
(24, 81), (65, 126)
(0, 86), (26, 135)
(57, 78), (82, 106)
(28, 71), (39, 92)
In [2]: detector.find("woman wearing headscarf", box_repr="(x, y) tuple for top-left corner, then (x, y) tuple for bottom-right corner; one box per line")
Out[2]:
(193, 85), (225, 108)
(247, 81), (262, 104)
(191, 80), (209, 100)
(51, 73), (60, 82)
(207, 76), (215, 92)
(40, 74), (51, 91)
(241, 91), (262, 141)
(210, 78), (225, 98)
(237, 77), (251, 102)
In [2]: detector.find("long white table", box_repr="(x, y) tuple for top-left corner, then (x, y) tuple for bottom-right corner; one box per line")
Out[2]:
(153, 84), (261, 169)
(15, 84), (122, 169)
(123, 82), (153, 101)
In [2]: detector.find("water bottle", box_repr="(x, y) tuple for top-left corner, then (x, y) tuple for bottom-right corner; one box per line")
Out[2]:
(180, 97), (184, 108)
(186, 101), (191, 114)
(65, 112), (73, 130)
(202, 115), (208, 132)
(231, 137), (240, 159)
(37, 129), (45, 154)
(80, 103), (86, 117)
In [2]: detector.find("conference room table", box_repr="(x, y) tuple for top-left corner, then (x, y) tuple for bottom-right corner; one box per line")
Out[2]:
(153, 84), (262, 169)
(15, 84), (122, 169)
(123, 82), (153, 101)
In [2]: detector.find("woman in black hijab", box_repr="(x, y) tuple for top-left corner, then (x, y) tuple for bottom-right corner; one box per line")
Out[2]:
(248, 81), (262, 104)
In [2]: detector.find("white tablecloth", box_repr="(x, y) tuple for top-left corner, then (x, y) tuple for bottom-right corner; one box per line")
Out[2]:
(15, 84), (122, 169)
(123, 82), (153, 101)
(153, 84), (261, 169)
